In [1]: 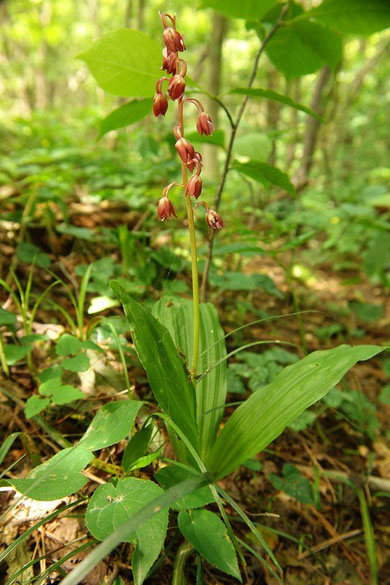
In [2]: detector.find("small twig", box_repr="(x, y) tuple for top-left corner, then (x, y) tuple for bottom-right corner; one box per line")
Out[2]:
(200, 4), (289, 301)
(297, 528), (362, 560)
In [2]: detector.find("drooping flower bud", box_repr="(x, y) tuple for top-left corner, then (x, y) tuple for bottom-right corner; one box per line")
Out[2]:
(163, 27), (185, 53)
(153, 93), (168, 117)
(196, 112), (214, 136)
(162, 48), (177, 74)
(157, 197), (177, 221)
(168, 74), (186, 101)
(187, 151), (202, 173)
(175, 137), (195, 165)
(186, 174), (202, 199)
(206, 209), (223, 230)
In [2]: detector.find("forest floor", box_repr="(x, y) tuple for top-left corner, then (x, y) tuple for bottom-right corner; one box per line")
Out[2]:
(0, 200), (389, 585)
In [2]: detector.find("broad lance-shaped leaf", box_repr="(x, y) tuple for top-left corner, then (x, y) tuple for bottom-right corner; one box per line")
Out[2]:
(110, 282), (199, 451)
(230, 87), (325, 122)
(178, 509), (241, 581)
(153, 297), (227, 459)
(86, 478), (168, 585)
(10, 447), (93, 500)
(232, 159), (297, 196)
(78, 29), (161, 97)
(98, 98), (153, 139)
(206, 345), (383, 478)
(307, 0), (390, 36)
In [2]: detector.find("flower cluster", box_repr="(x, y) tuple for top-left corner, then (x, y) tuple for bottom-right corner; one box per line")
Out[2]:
(154, 12), (223, 231)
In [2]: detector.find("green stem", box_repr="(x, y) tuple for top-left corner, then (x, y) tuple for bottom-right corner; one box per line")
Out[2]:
(0, 332), (10, 377)
(178, 97), (200, 381)
(172, 540), (194, 585)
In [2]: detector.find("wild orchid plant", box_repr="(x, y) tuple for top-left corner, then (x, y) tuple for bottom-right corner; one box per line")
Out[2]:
(2, 11), (384, 585)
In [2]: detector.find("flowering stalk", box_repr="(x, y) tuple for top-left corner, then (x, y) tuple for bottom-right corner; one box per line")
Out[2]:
(153, 12), (223, 381)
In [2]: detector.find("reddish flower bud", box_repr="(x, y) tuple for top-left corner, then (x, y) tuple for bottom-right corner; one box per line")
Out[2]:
(196, 112), (214, 136)
(153, 93), (168, 117)
(206, 209), (223, 230)
(162, 48), (177, 74)
(168, 74), (186, 101)
(175, 137), (195, 165)
(187, 151), (202, 172)
(163, 27), (185, 53)
(157, 197), (177, 221)
(186, 174), (202, 199)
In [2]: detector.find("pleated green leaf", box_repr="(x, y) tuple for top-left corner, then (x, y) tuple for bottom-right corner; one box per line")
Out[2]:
(153, 297), (227, 459)
(207, 345), (383, 478)
(111, 282), (199, 451)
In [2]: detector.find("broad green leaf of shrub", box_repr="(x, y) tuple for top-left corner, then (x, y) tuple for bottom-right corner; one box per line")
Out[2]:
(230, 87), (324, 122)
(86, 478), (168, 585)
(265, 20), (342, 80)
(79, 401), (142, 451)
(111, 282), (199, 451)
(152, 296), (226, 458)
(232, 159), (297, 196)
(4, 344), (30, 365)
(61, 352), (90, 372)
(307, 0), (390, 35)
(25, 396), (51, 418)
(178, 509), (241, 581)
(10, 447), (93, 500)
(206, 345), (383, 478)
(56, 334), (83, 356)
(199, 0), (276, 20)
(79, 29), (162, 97)
(98, 99), (153, 139)
(155, 466), (214, 510)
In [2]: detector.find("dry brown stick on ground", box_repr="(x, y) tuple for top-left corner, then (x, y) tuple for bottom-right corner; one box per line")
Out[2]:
(297, 464), (390, 493)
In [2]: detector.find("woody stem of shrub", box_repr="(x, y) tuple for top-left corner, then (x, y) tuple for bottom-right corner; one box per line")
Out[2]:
(200, 3), (289, 302)
(178, 96), (200, 382)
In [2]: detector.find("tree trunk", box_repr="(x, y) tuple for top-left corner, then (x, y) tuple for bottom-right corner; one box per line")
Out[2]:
(203, 13), (227, 181)
(295, 65), (332, 190)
